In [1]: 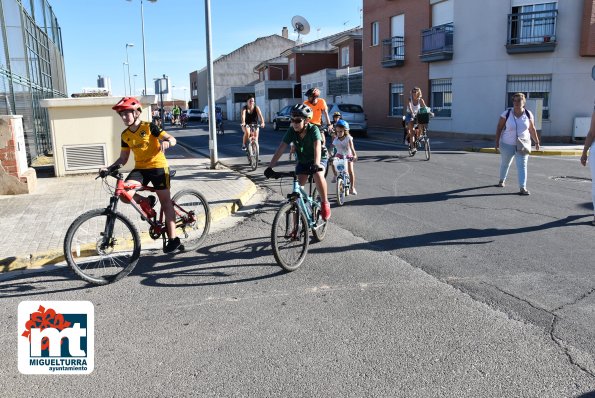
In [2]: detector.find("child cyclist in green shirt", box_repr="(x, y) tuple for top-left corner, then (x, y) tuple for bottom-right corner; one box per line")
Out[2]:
(103, 96), (181, 253)
(265, 104), (331, 221)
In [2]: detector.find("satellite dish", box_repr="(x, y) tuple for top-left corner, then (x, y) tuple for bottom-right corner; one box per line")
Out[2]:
(291, 15), (310, 42)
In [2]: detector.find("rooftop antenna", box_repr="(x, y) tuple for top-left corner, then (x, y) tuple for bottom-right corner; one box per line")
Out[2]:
(291, 15), (310, 43)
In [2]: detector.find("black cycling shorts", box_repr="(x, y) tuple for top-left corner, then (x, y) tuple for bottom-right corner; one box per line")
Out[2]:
(126, 167), (170, 190)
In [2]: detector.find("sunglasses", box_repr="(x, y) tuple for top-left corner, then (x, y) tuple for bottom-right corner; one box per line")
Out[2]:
(290, 118), (305, 123)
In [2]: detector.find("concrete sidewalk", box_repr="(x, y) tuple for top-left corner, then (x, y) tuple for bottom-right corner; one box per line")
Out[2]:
(0, 144), (257, 273)
(365, 128), (585, 156)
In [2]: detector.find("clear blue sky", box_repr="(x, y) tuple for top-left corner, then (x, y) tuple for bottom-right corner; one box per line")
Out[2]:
(50, 0), (363, 101)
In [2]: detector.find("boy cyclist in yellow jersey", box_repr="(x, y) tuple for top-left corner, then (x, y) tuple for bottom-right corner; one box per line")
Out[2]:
(105, 96), (180, 253)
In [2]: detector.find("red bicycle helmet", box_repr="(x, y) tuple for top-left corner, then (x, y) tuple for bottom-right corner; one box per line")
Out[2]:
(112, 97), (142, 113)
(305, 87), (320, 98)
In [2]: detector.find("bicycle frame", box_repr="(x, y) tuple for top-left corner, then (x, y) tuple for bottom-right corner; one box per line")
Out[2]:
(107, 172), (196, 240)
(335, 157), (349, 181)
(287, 174), (318, 228)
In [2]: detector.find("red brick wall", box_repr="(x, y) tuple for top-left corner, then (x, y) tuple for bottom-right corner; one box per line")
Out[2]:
(295, 53), (339, 82)
(353, 38), (363, 67)
(363, 0), (430, 130)
(0, 139), (19, 177)
(579, 0), (595, 56)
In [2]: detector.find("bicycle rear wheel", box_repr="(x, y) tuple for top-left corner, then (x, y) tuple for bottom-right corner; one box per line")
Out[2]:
(271, 202), (309, 271)
(311, 187), (328, 242)
(171, 189), (211, 252)
(336, 176), (346, 206)
(64, 209), (141, 285)
(249, 141), (258, 171)
(424, 137), (431, 161)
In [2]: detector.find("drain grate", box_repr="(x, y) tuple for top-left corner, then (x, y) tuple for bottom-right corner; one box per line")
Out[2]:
(550, 176), (592, 183)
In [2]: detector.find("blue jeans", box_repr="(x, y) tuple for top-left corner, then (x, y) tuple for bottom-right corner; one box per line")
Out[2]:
(590, 152), (595, 213)
(499, 141), (529, 189)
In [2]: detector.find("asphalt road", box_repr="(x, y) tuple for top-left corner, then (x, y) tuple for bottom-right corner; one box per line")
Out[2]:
(1, 121), (594, 397)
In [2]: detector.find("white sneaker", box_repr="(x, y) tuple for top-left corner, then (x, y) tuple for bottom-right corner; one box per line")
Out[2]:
(350, 189), (357, 195)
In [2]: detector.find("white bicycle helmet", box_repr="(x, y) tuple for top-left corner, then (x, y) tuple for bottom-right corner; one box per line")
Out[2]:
(290, 104), (313, 119)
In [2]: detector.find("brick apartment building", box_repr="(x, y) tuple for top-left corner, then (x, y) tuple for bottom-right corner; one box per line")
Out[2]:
(363, 0), (595, 141)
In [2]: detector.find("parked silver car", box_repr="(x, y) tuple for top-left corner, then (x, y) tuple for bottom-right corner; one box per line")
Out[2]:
(327, 103), (367, 136)
(186, 109), (205, 122)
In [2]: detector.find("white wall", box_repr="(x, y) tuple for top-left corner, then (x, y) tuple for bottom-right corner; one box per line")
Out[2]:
(429, 0), (593, 139)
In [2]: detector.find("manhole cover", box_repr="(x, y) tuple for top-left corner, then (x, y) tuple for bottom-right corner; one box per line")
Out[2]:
(550, 176), (592, 183)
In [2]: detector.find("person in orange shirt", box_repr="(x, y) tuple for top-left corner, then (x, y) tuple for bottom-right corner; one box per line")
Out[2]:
(303, 87), (331, 141)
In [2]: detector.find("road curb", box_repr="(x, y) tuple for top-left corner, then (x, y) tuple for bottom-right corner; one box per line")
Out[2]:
(0, 180), (258, 274)
(465, 147), (583, 156)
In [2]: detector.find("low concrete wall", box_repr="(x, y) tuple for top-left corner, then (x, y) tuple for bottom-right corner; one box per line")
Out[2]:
(40, 96), (155, 177)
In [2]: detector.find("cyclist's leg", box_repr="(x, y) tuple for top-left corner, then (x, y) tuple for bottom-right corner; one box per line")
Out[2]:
(254, 128), (260, 150)
(348, 160), (356, 192)
(156, 189), (176, 238)
(123, 169), (146, 205)
(149, 168), (177, 239)
(241, 125), (249, 148)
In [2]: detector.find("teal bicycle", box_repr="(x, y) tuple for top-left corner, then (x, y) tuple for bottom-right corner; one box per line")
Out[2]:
(266, 168), (328, 271)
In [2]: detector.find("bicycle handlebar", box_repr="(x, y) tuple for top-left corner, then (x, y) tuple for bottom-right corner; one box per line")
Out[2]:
(265, 167), (323, 180)
(98, 164), (122, 179)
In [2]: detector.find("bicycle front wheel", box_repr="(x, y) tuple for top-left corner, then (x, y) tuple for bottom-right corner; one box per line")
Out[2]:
(336, 176), (346, 206)
(249, 142), (258, 171)
(424, 137), (431, 161)
(64, 209), (141, 285)
(311, 187), (328, 242)
(271, 202), (309, 271)
(172, 189), (211, 252)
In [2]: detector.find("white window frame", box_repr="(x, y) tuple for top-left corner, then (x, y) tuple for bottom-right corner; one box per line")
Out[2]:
(430, 78), (452, 118)
(341, 47), (349, 67)
(389, 83), (404, 117)
(371, 21), (379, 46)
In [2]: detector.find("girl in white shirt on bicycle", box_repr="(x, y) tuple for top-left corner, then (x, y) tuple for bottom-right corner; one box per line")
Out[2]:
(330, 120), (358, 195)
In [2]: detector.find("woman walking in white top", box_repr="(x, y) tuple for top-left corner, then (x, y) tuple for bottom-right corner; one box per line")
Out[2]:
(579, 101), (595, 225)
(495, 92), (541, 195)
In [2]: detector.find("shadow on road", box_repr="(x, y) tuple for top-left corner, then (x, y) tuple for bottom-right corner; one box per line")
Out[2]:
(347, 185), (519, 207)
(311, 214), (589, 254)
(131, 235), (285, 288)
(0, 267), (86, 298)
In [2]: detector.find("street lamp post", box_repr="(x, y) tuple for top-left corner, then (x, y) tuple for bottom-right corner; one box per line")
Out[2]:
(125, 43), (134, 96)
(122, 62), (128, 96)
(125, 0), (157, 95)
(127, 0), (158, 96)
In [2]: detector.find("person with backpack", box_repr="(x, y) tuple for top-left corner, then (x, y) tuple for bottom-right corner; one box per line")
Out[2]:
(495, 92), (541, 195)
(579, 101), (595, 225)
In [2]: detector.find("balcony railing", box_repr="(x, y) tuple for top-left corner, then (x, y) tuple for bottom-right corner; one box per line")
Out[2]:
(381, 36), (405, 67)
(506, 9), (557, 54)
(420, 23), (453, 62)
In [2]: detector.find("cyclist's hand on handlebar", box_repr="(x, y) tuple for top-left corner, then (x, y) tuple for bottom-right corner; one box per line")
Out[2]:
(99, 164), (121, 178)
(264, 167), (276, 179)
(309, 164), (323, 174)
